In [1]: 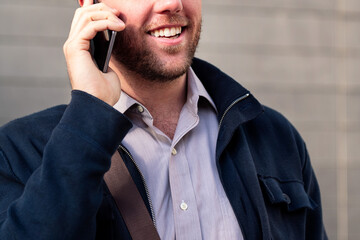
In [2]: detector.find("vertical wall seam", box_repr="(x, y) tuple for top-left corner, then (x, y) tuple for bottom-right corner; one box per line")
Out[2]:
(335, 1), (349, 239)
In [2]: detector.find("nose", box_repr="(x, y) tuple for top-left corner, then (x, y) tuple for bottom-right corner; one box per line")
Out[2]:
(154, 0), (183, 14)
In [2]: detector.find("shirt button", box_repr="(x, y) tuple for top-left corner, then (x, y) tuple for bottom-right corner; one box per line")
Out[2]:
(137, 105), (144, 113)
(180, 201), (188, 211)
(171, 148), (177, 155)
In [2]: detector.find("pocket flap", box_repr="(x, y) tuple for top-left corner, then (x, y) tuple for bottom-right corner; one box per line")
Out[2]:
(259, 176), (318, 212)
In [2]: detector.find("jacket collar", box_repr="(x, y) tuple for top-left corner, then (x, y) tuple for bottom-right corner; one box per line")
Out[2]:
(191, 58), (263, 125)
(191, 58), (264, 160)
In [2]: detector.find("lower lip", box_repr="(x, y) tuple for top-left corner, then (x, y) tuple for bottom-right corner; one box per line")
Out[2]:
(149, 29), (186, 46)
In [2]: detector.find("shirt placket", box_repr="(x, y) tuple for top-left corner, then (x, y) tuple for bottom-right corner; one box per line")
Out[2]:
(169, 141), (202, 240)
(168, 103), (202, 240)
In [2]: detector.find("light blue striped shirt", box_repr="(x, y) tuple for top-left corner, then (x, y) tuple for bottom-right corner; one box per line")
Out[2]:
(113, 67), (243, 239)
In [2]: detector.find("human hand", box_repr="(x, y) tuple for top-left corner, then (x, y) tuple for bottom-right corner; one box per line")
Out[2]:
(63, 0), (125, 106)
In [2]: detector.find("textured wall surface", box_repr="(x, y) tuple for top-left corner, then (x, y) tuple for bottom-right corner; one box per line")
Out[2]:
(1, 0), (359, 239)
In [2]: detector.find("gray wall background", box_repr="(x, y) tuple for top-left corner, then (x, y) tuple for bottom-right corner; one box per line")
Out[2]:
(1, 0), (359, 239)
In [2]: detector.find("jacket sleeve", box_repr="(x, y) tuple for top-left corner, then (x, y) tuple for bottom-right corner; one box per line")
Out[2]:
(0, 91), (132, 240)
(301, 142), (328, 239)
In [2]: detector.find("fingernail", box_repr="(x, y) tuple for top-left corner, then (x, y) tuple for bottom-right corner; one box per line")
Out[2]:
(117, 18), (125, 26)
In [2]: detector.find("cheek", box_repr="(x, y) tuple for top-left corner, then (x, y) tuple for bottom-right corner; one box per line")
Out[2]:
(184, 0), (201, 16)
(101, 0), (121, 8)
(105, 0), (151, 25)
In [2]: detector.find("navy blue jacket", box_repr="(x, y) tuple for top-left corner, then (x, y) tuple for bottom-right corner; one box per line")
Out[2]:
(0, 58), (327, 239)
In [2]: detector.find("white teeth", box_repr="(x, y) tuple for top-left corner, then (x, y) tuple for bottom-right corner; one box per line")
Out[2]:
(150, 27), (182, 38)
(164, 28), (171, 37)
(170, 27), (176, 36)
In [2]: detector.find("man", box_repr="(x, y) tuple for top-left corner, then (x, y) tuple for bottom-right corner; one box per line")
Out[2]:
(0, 0), (327, 239)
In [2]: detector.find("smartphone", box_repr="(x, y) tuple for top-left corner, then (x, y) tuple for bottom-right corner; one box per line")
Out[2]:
(90, 0), (117, 73)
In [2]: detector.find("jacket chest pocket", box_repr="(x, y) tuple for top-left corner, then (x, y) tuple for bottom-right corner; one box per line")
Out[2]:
(259, 176), (317, 211)
(258, 175), (318, 239)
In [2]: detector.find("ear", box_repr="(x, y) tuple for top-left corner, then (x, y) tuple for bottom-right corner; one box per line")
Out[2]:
(78, 0), (85, 7)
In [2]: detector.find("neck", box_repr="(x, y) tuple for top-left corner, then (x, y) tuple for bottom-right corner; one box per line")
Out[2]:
(110, 60), (188, 139)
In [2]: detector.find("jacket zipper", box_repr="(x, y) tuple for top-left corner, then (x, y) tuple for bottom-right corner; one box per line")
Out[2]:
(217, 92), (250, 239)
(218, 93), (250, 129)
(118, 145), (157, 229)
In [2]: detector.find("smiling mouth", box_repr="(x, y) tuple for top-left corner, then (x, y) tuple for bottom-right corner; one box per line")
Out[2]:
(149, 26), (183, 39)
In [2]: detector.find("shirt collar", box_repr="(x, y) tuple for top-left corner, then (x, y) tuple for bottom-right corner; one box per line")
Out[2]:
(113, 67), (217, 115)
(187, 67), (217, 113)
(113, 91), (139, 114)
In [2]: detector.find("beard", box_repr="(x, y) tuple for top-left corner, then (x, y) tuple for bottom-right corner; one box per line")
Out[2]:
(111, 16), (201, 83)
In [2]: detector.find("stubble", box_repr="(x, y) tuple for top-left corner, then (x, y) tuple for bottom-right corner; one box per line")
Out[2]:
(111, 16), (202, 83)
